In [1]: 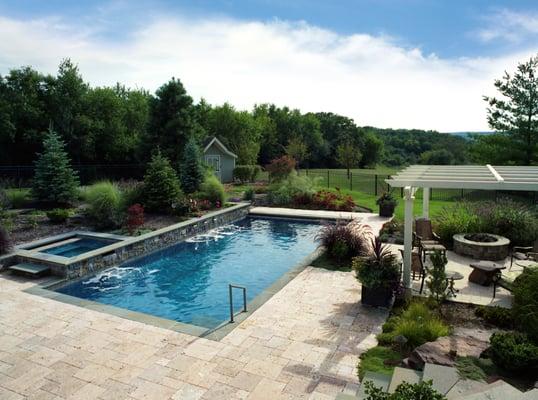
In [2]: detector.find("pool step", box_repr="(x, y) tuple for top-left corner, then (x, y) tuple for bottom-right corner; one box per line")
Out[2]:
(9, 263), (50, 277)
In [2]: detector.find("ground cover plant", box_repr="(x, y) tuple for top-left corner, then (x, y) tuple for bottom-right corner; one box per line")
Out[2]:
(358, 346), (402, 380)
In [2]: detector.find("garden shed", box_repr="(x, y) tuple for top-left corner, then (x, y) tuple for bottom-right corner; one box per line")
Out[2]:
(202, 137), (237, 183)
(386, 165), (538, 291)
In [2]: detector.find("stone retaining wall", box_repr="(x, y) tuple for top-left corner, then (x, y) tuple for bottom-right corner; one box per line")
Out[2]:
(14, 203), (250, 279)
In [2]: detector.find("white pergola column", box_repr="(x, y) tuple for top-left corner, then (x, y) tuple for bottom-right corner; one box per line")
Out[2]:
(403, 186), (416, 290)
(422, 187), (430, 218)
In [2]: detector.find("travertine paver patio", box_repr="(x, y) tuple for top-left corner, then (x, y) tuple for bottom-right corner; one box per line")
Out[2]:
(0, 266), (387, 400)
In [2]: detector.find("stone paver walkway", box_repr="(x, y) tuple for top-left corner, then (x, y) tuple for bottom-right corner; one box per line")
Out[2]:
(0, 267), (386, 400)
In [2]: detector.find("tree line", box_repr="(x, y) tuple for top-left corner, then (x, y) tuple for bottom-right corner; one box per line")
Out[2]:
(4, 57), (534, 170)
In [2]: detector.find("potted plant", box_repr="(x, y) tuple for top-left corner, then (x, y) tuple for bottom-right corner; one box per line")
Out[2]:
(376, 191), (397, 217)
(353, 237), (400, 307)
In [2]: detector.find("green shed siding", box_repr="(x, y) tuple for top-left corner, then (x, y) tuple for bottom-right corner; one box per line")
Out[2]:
(203, 142), (236, 183)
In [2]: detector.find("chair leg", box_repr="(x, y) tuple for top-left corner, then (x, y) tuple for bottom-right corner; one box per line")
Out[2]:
(492, 281), (496, 299)
(420, 273), (425, 294)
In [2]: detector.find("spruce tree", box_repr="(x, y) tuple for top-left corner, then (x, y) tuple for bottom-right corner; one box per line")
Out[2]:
(32, 129), (79, 205)
(180, 137), (204, 193)
(143, 151), (182, 212)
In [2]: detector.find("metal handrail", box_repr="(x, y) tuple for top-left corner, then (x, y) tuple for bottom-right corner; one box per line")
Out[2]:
(228, 284), (247, 323)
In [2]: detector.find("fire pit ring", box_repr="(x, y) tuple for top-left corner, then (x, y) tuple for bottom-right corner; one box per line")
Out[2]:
(453, 233), (510, 261)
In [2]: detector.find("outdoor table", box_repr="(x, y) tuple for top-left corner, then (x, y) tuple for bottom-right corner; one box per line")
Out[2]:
(445, 270), (464, 297)
(420, 243), (446, 262)
(469, 261), (506, 286)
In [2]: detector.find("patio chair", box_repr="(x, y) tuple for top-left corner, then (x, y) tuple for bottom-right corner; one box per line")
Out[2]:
(399, 249), (426, 294)
(414, 218), (446, 261)
(510, 240), (538, 270)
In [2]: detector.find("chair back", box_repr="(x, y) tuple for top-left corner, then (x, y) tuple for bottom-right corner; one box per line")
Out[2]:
(399, 249), (424, 276)
(415, 218), (434, 241)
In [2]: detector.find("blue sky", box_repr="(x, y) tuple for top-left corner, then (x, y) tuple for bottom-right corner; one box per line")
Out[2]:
(1, 0), (538, 130)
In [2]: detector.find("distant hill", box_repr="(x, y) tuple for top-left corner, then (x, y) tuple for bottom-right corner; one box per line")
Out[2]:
(444, 131), (494, 139)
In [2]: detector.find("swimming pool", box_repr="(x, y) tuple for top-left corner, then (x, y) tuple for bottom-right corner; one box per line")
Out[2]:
(40, 237), (118, 258)
(54, 217), (320, 330)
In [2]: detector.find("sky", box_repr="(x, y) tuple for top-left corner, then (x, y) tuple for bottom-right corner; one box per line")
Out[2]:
(1, 0), (538, 132)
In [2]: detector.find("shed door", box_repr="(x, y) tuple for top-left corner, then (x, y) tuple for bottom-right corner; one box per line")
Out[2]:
(205, 155), (221, 181)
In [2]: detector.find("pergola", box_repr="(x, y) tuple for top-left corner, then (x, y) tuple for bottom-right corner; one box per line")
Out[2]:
(386, 165), (538, 289)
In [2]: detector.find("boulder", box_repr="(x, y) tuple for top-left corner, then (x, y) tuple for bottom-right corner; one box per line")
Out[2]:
(408, 334), (489, 369)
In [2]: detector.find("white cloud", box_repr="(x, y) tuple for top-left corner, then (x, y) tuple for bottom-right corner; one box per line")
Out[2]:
(0, 13), (536, 131)
(477, 9), (538, 43)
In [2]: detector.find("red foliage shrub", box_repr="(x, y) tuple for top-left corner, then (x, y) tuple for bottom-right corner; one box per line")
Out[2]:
(126, 204), (144, 235)
(266, 156), (296, 181)
(312, 189), (355, 211)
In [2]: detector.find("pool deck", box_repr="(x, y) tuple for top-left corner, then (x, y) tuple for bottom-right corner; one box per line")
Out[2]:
(0, 266), (386, 399)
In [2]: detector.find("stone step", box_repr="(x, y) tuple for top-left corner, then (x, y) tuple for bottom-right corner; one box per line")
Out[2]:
(356, 371), (391, 399)
(387, 367), (422, 393)
(335, 394), (357, 400)
(422, 363), (461, 395)
(9, 263), (50, 277)
(458, 380), (522, 400)
(446, 379), (489, 399)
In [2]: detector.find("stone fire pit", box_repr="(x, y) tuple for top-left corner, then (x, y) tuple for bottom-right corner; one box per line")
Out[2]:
(453, 233), (510, 261)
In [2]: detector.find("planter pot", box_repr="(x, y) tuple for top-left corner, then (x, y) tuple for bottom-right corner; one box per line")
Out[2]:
(379, 203), (395, 217)
(361, 285), (393, 307)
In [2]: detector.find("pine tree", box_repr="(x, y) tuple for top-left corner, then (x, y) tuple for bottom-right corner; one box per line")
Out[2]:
(143, 151), (182, 212)
(180, 137), (204, 193)
(32, 129), (79, 205)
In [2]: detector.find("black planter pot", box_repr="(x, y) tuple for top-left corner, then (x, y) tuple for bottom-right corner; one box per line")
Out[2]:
(379, 203), (395, 217)
(361, 285), (393, 307)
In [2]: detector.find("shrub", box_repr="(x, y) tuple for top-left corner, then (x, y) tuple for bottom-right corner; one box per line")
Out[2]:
(378, 302), (450, 350)
(7, 189), (30, 209)
(475, 306), (514, 329)
(243, 187), (255, 201)
(267, 172), (316, 206)
(316, 222), (370, 261)
(125, 204), (144, 235)
(119, 181), (145, 209)
(354, 237), (400, 290)
(143, 152), (183, 213)
(489, 332), (538, 375)
(0, 225), (11, 255)
(426, 251), (448, 309)
(364, 380), (446, 400)
(266, 155), (296, 182)
(435, 202), (480, 246)
(199, 173), (225, 206)
(312, 189), (355, 211)
(32, 129), (79, 205)
(180, 137), (204, 194)
(358, 346), (401, 380)
(512, 267), (538, 341)
(46, 208), (71, 224)
(234, 165), (260, 183)
(435, 199), (538, 247)
(85, 181), (122, 228)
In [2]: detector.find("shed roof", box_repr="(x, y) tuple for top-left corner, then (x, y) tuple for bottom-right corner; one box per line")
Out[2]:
(386, 164), (538, 191)
(203, 137), (238, 158)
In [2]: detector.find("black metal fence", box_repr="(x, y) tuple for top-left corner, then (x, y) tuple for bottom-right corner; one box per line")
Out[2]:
(0, 164), (146, 187)
(300, 169), (538, 204)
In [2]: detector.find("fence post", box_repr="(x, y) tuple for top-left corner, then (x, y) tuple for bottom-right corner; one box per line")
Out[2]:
(461, 188), (464, 199)
(350, 172), (353, 191)
(306, 169), (309, 176)
(400, 187), (403, 198)
(327, 170), (330, 188)
(374, 175), (378, 196)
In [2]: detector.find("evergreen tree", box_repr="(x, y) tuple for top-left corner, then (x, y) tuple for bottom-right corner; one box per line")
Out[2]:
(32, 129), (79, 205)
(180, 137), (204, 193)
(143, 151), (182, 212)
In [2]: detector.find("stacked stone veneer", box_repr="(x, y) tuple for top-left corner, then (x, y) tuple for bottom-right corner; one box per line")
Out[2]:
(453, 233), (510, 261)
(15, 204), (250, 279)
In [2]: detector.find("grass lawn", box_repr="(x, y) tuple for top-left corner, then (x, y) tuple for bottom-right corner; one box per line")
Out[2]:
(358, 346), (403, 380)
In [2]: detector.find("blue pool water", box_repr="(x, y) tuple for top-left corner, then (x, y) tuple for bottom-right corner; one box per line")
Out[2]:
(42, 238), (116, 258)
(55, 217), (320, 329)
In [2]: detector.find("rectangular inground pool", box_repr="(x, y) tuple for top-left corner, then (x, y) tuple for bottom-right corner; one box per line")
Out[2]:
(54, 216), (320, 330)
